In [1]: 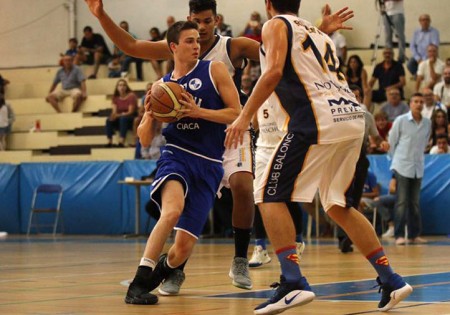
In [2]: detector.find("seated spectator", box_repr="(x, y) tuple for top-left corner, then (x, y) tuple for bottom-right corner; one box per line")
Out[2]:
(0, 95), (10, 150)
(429, 134), (450, 154)
(421, 87), (447, 119)
(374, 111), (392, 141)
(105, 79), (137, 147)
(415, 44), (445, 92)
(108, 54), (122, 78)
(368, 48), (406, 104)
(114, 21), (144, 81)
(380, 87), (409, 122)
(359, 170), (380, 215)
(429, 108), (448, 148)
(134, 83), (152, 148)
(46, 55), (87, 113)
(61, 38), (81, 65)
(373, 175), (397, 238)
(240, 11), (263, 42)
(79, 26), (112, 79)
(0, 74), (10, 95)
(407, 14), (440, 76)
(345, 55), (368, 92)
(433, 66), (450, 120)
(216, 13), (233, 37)
(148, 27), (164, 79)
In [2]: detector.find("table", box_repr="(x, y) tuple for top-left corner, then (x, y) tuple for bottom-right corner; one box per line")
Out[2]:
(118, 179), (153, 236)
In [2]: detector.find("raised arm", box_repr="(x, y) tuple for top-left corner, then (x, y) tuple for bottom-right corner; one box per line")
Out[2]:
(84, 0), (171, 60)
(319, 5), (354, 34)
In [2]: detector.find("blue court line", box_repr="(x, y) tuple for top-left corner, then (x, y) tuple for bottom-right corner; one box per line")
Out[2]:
(208, 272), (450, 303)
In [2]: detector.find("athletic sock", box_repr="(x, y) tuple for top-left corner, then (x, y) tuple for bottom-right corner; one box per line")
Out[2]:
(295, 234), (303, 243)
(366, 247), (394, 283)
(255, 238), (267, 250)
(233, 227), (252, 258)
(276, 246), (302, 282)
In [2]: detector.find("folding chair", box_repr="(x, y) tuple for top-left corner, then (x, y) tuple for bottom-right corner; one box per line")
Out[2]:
(27, 184), (64, 236)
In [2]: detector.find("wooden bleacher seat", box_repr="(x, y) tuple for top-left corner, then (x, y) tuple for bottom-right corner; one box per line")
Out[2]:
(13, 113), (84, 132)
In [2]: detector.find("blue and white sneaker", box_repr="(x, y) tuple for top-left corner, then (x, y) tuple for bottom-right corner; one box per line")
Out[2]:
(254, 276), (315, 315)
(376, 273), (413, 311)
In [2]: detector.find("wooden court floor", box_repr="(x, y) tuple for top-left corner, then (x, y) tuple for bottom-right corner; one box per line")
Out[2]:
(1, 235), (450, 315)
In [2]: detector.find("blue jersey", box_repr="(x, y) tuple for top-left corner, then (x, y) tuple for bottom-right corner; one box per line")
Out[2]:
(162, 60), (226, 161)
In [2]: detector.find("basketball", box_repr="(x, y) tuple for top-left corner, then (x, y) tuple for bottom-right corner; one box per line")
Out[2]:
(149, 81), (184, 123)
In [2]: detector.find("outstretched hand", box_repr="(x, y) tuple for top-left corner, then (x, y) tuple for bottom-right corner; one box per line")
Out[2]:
(84, 0), (104, 18)
(320, 4), (354, 34)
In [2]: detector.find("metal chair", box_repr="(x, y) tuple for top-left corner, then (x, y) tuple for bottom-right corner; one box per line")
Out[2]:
(27, 184), (64, 236)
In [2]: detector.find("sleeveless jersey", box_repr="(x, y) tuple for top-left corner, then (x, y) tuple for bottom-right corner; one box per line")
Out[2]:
(260, 15), (365, 144)
(162, 60), (226, 161)
(256, 101), (284, 149)
(200, 35), (247, 102)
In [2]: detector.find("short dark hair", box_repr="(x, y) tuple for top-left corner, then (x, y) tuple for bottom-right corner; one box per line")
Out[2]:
(270, 0), (301, 14)
(69, 37), (78, 44)
(410, 92), (423, 100)
(189, 0), (217, 16)
(167, 21), (199, 52)
(83, 26), (93, 33)
(436, 134), (449, 142)
(349, 84), (364, 100)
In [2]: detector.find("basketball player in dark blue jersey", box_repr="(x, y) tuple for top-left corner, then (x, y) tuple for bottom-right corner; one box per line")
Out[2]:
(125, 21), (240, 305)
(85, 0), (355, 292)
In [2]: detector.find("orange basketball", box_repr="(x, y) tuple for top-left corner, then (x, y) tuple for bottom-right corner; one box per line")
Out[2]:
(149, 81), (184, 123)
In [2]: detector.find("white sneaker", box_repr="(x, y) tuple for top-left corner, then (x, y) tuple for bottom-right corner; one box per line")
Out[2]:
(249, 245), (271, 268)
(382, 226), (395, 238)
(296, 242), (306, 258)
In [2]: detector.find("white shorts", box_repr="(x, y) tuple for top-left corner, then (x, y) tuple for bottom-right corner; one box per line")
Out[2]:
(254, 146), (273, 193)
(254, 133), (363, 212)
(220, 129), (253, 189)
(50, 88), (82, 101)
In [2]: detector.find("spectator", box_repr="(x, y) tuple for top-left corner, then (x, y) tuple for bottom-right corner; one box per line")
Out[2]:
(415, 44), (445, 92)
(46, 55), (87, 113)
(388, 93), (431, 245)
(329, 31), (347, 68)
(240, 11), (263, 42)
(373, 175), (397, 238)
(429, 134), (449, 154)
(216, 13), (233, 37)
(421, 87), (447, 120)
(79, 26), (112, 79)
(433, 66), (450, 120)
(241, 74), (253, 95)
(0, 95), (10, 150)
(0, 74), (10, 95)
(358, 170), (380, 220)
(374, 111), (392, 141)
(429, 108), (448, 148)
(407, 14), (440, 76)
(368, 48), (406, 104)
(105, 79), (137, 147)
(61, 38), (81, 65)
(113, 21), (144, 81)
(148, 27), (164, 79)
(345, 55), (368, 92)
(107, 54), (122, 78)
(380, 87), (409, 122)
(382, 0), (406, 63)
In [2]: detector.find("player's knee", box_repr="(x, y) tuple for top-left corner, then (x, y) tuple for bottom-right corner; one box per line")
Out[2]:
(160, 208), (182, 226)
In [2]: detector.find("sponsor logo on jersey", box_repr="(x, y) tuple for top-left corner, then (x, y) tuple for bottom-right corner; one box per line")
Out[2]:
(176, 122), (200, 130)
(188, 78), (202, 91)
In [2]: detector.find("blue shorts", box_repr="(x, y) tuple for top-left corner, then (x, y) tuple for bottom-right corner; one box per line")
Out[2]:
(150, 145), (224, 238)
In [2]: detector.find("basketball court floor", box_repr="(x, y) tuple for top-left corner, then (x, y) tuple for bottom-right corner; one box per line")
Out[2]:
(1, 235), (449, 314)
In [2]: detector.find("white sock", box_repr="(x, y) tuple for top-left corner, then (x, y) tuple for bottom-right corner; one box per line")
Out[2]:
(140, 257), (156, 269)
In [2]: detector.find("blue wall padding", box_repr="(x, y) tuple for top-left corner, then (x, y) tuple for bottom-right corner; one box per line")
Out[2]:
(0, 164), (20, 233)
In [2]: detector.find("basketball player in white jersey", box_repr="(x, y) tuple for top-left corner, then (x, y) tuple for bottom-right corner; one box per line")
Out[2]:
(226, 1), (412, 314)
(85, 0), (355, 293)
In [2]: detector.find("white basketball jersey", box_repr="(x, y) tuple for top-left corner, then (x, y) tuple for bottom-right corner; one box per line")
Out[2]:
(256, 101), (285, 149)
(201, 35), (236, 78)
(260, 15), (365, 144)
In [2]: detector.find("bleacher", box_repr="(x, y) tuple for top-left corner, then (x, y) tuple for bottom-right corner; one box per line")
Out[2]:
(1, 62), (162, 163)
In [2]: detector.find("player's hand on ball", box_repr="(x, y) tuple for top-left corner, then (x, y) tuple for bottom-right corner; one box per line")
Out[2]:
(144, 89), (152, 112)
(178, 92), (201, 119)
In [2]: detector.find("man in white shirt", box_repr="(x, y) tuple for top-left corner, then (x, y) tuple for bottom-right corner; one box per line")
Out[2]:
(416, 44), (445, 92)
(433, 66), (450, 119)
(421, 87), (447, 119)
(429, 134), (450, 154)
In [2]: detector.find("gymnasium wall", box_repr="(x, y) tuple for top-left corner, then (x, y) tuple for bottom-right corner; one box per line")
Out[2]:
(0, 156), (449, 235)
(0, 0), (449, 68)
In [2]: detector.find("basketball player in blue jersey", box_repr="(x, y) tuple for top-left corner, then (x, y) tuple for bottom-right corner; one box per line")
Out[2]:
(125, 21), (240, 305)
(225, 1), (412, 314)
(85, 0), (355, 292)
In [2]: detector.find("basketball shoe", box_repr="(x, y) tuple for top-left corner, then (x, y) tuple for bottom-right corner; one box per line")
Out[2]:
(376, 273), (413, 311)
(124, 267), (158, 305)
(229, 257), (253, 289)
(296, 242), (306, 258)
(254, 275), (315, 315)
(158, 269), (186, 296)
(249, 245), (272, 268)
(147, 254), (171, 292)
